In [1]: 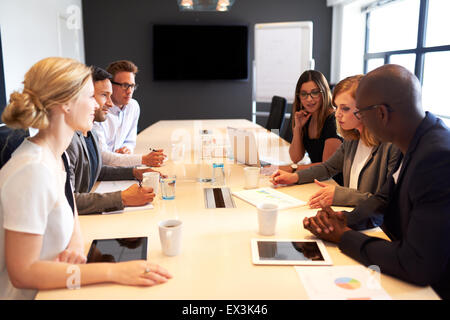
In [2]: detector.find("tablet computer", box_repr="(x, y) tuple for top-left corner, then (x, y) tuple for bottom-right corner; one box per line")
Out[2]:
(251, 239), (332, 266)
(86, 237), (148, 263)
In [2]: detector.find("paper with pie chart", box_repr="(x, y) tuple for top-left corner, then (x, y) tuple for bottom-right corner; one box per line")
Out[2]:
(232, 187), (306, 210)
(295, 265), (391, 300)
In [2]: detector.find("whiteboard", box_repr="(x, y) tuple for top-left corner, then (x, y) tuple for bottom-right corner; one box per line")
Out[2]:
(254, 22), (314, 103)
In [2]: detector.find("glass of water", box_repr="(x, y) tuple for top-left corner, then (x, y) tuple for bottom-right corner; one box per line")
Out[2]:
(160, 175), (176, 200)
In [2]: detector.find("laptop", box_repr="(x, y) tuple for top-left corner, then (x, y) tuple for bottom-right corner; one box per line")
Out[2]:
(226, 127), (291, 167)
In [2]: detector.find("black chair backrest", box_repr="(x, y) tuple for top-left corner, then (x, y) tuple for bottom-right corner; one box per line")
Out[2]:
(265, 95), (287, 132)
(0, 125), (29, 169)
(280, 113), (293, 143)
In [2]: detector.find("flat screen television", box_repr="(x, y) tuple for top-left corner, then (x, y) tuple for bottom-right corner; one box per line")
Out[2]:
(153, 25), (248, 80)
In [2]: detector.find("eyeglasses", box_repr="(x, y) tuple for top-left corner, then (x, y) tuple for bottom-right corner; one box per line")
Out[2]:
(299, 90), (322, 100)
(111, 81), (138, 91)
(353, 104), (392, 120)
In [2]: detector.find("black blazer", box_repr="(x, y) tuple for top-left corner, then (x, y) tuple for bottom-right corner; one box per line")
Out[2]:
(340, 112), (450, 300)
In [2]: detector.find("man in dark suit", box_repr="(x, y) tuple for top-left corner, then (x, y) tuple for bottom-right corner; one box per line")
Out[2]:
(302, 64), (450, 300)
(66, 67), (160, 215)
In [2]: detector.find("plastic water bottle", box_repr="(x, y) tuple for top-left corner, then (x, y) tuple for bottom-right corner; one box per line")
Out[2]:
(201, 130), (213, 161)
(212, 163), (225, 186)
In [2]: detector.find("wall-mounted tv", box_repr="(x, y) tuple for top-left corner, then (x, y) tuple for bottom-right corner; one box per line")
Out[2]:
(153, 25), (248, 81)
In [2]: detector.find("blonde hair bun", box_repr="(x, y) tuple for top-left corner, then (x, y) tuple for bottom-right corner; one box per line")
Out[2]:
(2, 90), (49, 130)
(1, 57), (91, 130)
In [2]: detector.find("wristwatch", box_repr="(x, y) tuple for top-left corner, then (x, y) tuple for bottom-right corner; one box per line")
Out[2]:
(290, 164), (298, 173)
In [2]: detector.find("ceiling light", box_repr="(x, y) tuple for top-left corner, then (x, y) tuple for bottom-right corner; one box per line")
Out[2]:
(177, 0), (235, 12)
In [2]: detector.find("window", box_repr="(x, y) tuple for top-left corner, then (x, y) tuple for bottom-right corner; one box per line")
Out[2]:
(363, 0), (450, 121)
(366, 58), (384, 73)
(367, 0), (420, 53)
(425, 0), (450, 47)
(389, 53), (416, 74)
(422, 51), (450, 118)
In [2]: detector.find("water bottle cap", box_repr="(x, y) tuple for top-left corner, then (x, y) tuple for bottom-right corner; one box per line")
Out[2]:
(213, 163), (224, 168)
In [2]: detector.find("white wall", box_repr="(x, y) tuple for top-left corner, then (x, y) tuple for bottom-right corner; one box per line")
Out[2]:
(0, 0), (85, 97)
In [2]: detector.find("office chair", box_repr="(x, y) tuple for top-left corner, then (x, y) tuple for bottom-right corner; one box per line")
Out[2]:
(265, 95), (287, 132)
(0, 125), (29, 169)
(280, 113), (293, 143)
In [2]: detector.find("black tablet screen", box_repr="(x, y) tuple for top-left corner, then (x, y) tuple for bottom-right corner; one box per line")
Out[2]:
(87, 237), (148, 263)
(257, 241), (324, 261)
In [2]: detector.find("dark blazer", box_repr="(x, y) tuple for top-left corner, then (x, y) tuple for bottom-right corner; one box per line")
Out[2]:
(296, 139), (401, 207)
(66, 131), (135, 215)
(340, 112), (450, 300)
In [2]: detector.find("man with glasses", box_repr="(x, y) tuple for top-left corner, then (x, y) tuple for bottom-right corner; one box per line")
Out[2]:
(303, 64), (450, 300)
(66, 66), (161, 215)
(93, 60), (141, 154)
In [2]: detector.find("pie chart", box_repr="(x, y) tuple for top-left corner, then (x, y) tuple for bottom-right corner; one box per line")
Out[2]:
(334, 277), (361, 290)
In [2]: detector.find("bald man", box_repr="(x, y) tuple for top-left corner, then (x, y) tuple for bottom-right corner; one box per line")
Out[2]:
(303, 65), (450, 300)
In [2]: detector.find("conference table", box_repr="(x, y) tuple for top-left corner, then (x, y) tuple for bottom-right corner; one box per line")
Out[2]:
(36, 119), (439, 300)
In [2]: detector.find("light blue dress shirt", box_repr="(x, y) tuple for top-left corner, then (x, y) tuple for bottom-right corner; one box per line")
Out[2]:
(93, 98), (140, 153)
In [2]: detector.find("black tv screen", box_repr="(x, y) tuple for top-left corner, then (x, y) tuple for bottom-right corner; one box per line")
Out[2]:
(153, 25), (248, 80)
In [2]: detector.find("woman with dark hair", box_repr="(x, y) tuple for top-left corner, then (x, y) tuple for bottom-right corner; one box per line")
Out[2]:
(288, 70), (343, 175)
(272, 75), (400, 209)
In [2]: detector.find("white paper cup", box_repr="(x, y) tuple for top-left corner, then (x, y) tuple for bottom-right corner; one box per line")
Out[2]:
(142, 171), (160, 194)
(256, 203), (278, 236)
(244, 166), (260, 189)
(158, 219), (182, 256)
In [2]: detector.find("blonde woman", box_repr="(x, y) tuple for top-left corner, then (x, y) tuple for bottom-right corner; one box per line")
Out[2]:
(0, 57), (171, 300)
(272, 75), (401, 209)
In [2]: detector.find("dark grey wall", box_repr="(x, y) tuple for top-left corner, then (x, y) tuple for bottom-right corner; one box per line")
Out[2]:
(82, 0), (332, 132)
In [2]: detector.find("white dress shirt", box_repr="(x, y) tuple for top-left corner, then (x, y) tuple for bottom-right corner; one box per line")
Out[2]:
(392, 161), (403, 184)
(349, 140), (373, 189)
(100, 149), (142, 167)
(93, 98), (140, 153)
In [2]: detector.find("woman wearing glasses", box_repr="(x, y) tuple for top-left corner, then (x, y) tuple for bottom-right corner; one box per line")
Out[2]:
(272, 75), (401, 210)
(288, 70), (343, 184)
(0, 57), (171, 299)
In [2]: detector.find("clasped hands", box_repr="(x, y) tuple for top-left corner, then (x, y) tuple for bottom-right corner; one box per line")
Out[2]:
(303, 206), (351, 244)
